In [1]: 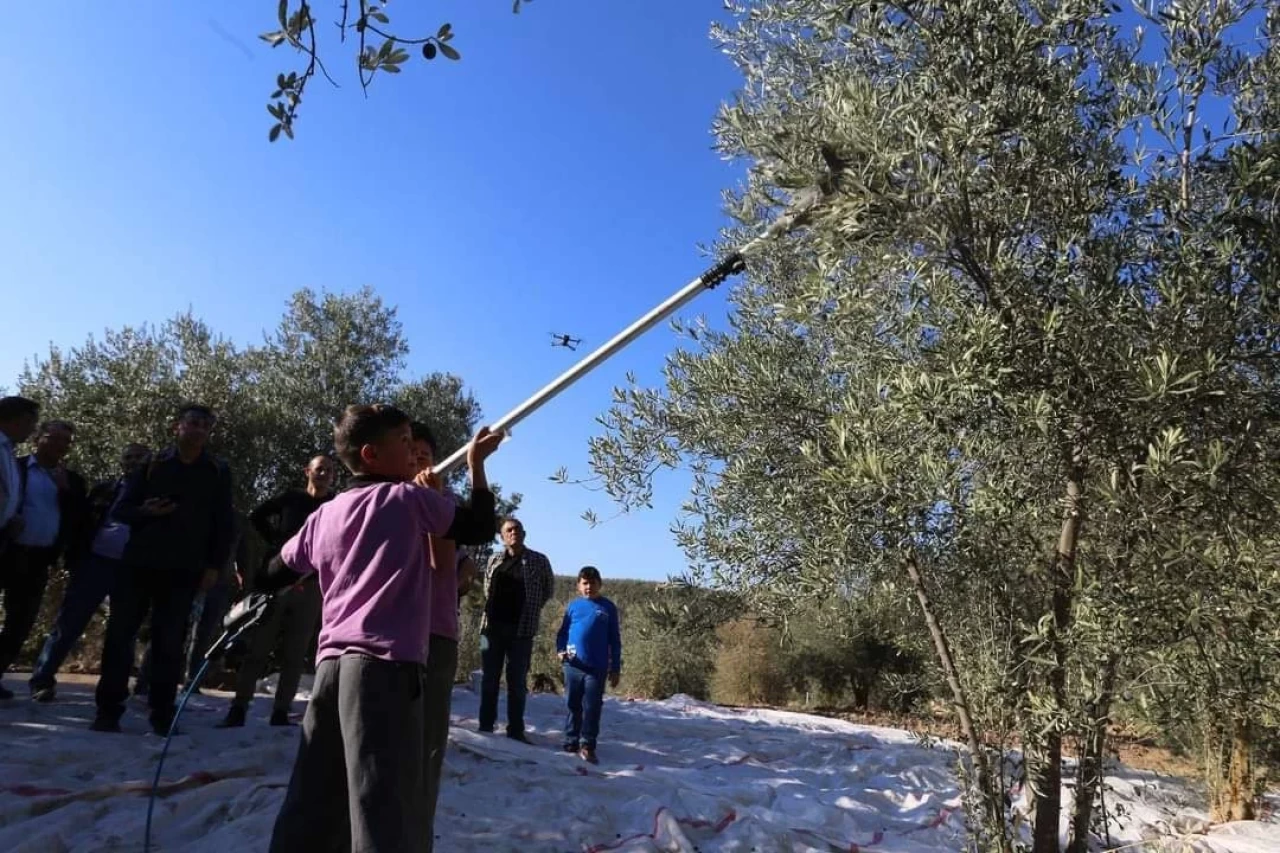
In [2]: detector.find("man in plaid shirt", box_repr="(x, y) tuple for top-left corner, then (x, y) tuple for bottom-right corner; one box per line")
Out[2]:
(478, 516), (554, 741)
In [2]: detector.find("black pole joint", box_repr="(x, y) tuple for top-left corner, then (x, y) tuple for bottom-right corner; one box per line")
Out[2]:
(698, 253), (747, 289)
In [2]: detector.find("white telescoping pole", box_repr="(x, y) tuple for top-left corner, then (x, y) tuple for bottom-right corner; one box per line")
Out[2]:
(432, 182), (831, 478)
(432, 253), (745, 477)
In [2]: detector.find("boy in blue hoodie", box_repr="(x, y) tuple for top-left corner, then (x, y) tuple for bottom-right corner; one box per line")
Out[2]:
(555, 565), (622, 764)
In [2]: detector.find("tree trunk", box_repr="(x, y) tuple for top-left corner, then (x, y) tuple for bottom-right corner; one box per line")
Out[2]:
(903, 553), (1010, 852)
(1033, 470), (1085, 853)
(1213, 719), (1255, 822)
(1067, 655), (1118, 853)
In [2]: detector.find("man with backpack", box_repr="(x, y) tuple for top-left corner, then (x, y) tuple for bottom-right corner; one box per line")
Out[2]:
(29, 442), (151, 702)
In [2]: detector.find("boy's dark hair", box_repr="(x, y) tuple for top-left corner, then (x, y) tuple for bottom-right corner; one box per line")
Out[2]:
(175, 403), (216, 422)
(410, 421), (438, 454)
(37, 419), (75, 437)
(578, 566), (602, 583)
(0, 396), (40, 421)
(333, 404), (410, 471)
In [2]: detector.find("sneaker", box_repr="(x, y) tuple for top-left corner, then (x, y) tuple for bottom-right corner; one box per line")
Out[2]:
(0, 683), (14, 700)
(563, 743), (580, 753)
(30, 686), (56, 703)
(579, 746), (598, 764)
(269, 709), (295, 727)
(90, 715), (122, 733)
(216, 706), (247, 729)
(507, 731), (532, 744)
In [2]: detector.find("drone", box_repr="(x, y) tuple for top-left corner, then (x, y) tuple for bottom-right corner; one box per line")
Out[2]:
(550, 332), (583, 351)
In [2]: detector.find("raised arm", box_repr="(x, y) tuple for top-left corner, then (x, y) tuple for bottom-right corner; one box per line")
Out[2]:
(442, 489), (497, 545)
(444, 426), (503, 544)
(410, 485), (496, 547)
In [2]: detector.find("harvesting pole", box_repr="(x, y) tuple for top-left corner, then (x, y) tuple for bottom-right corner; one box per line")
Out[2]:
(433, 156), (842, 478)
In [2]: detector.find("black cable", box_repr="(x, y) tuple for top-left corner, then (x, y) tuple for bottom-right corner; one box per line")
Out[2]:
(143, 592), (274, 852)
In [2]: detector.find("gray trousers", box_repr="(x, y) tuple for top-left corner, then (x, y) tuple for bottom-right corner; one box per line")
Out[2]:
(423, 634), (458, 853)
(269, 653), (426, 853)
(232, 581), (322, 713)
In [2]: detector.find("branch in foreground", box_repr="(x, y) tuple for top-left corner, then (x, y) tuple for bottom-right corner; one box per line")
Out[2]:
(260, 0), (521, 141)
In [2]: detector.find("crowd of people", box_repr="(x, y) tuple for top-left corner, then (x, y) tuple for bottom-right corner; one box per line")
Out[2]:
(0, 394), (625, 851)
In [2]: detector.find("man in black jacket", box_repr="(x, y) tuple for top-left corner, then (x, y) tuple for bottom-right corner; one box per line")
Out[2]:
(218, 453), (335, 727)
(132, 510), (249, 697)
(91, 404), (234, 734)
(0, 420), (87, 699)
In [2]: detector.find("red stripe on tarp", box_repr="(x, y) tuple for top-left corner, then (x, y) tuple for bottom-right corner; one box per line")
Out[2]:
(0, 784), (74, 797)
(583, 807), (738, 853)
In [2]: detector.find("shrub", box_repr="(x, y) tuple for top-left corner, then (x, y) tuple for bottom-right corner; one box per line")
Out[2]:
(711, 619), (789, 706)
(621, 619), (715, 700)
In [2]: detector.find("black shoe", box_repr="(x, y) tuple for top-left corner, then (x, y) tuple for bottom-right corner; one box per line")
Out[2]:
(478, 725), (494, 734)
(0, 683), (14, 700)
(563, 743), (579, 753)
(217, 706), (247, 728)
(30, 686), (56, 703)
(507, 731), (532, 744)
(90, 715), (122, 733)
(580, 746), (599, 764)
(269, 709), (294, 727)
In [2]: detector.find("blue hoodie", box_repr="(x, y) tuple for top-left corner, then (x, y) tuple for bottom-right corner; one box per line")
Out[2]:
(556, 596), (622, 674)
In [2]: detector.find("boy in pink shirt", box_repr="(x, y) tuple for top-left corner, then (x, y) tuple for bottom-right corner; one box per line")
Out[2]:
(263, 404), (500, 853)
(409, 422), (479, 852)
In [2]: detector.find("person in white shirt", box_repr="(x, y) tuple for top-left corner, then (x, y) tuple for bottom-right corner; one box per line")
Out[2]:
(0, 418), (85, 700)
(0, 397), (40, 543)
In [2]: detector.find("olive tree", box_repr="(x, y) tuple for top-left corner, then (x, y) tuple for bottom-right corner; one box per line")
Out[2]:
(586, 1), (1280, 849)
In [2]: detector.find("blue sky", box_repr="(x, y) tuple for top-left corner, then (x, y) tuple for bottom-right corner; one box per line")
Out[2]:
(0, 2), (748, 582)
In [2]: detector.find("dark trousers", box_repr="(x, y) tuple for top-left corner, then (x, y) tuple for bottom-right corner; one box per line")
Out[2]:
(136, 578), (234, 693)
(269, 653), (426, 853)
(423, 634), (458, 853)
(95, 563), (197, 726)
(0, 544), (58, 678)
(232, 580), (322, 713)
(31, 552), (120, 690)
(563, 661), (607, 749)
(478, 622), (534, 736)
(187, 579), (233, 683)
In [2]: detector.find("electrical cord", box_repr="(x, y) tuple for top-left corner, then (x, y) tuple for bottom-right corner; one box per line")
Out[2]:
(143, 592), (274, 852)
